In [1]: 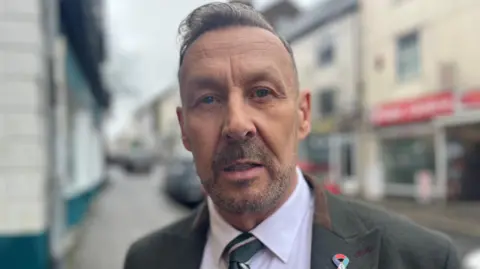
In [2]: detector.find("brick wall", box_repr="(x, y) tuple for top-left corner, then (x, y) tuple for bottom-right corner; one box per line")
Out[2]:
(0, 0), (47, 234)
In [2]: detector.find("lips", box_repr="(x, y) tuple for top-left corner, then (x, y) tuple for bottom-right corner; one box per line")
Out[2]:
(223, 161), (263, 172)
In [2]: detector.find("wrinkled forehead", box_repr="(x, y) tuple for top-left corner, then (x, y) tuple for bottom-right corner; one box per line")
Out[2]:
(178, 27), (296, 87)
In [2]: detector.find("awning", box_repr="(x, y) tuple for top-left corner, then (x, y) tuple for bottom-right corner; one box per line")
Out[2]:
(60, 0), (110, 108)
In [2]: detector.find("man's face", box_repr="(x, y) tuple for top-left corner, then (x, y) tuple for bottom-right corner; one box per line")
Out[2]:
(177, 26), (311, 214)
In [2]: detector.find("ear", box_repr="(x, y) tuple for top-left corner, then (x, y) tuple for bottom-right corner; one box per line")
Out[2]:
(297, 90), (311, 140)
(176, 106), (192, 151)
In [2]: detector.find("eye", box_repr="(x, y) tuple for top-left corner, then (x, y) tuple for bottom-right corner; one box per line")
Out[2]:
(200, 95), (216, 104)
(252, 88), (272, 98)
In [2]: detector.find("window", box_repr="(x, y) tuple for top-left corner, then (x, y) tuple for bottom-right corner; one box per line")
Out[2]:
(382, 137), (435, 184)
(307, 135), (330, 165)
(317, 34), (335, 67)
(397, 31), (421, 81)
(318, 89), (336, 117)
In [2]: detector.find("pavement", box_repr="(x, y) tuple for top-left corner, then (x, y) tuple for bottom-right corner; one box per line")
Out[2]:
(68, 167), (190, 269)
(367, 198), (480, 237)
(69, 169), (480, 268)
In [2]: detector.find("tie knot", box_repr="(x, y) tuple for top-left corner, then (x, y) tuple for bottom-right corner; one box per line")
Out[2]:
(224, 233), (264, 266)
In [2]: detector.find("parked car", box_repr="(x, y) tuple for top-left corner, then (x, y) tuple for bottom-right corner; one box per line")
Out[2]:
(122, 149), (158, 174)
(163, 157), (205, 207)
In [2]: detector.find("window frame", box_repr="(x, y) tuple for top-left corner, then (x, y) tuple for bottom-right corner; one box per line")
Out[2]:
(396, 30), (421, 82)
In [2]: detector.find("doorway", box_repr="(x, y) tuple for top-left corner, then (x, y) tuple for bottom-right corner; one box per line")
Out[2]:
(446, 123), (480, 201)
(334, 134), (358, 195)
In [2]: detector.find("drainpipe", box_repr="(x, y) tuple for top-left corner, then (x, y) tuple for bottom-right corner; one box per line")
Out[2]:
(354, 4), (367, 199)
(41, 0), (64, 268)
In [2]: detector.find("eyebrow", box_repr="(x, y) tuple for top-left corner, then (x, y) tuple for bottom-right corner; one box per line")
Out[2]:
(241, 67), (287, 94)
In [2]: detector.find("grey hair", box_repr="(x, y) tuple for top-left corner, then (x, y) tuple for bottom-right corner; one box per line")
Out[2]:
(177, 2), (297, 75)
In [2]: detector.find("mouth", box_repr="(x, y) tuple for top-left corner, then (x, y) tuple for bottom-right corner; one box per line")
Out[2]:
(223, 161), (263, 172)
(220, 160), (265, 181)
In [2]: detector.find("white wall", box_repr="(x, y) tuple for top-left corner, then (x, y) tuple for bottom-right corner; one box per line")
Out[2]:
(292, 13), (360, 118)
(158, 90), (182, 148)
(160, 91), (181, 136)
(362, 0), (480, 107)
(0, 0), (47, 234)
(136, 108), (157, 149)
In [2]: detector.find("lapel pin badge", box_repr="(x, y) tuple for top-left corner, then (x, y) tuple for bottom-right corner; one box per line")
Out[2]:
(332, 254), (349, 269)
(239, 263), (250, 269)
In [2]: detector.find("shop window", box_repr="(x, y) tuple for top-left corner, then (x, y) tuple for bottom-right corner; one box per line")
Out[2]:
(396, 31), (421, 82)
(298, 139), (310, 162)
(306, 135), (330, 165)
(318, 89), (336, 117)
(382, 137), (434, 184)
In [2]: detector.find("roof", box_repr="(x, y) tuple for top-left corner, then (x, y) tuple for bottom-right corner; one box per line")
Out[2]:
(259, 0), (296, 13)
(260, 0), (300, 29)
(278, 0), (358, 43)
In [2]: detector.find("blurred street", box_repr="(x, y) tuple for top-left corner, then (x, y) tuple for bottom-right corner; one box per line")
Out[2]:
(69, 167), (190, 269)
(69, 168), (479, 269)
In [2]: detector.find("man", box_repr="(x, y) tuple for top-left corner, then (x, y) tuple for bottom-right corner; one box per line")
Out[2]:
(124, 2), (460, 269)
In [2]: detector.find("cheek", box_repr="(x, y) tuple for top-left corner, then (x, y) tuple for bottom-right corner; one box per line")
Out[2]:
(184, 114), (221, 175)
(256, 106), (298, 163)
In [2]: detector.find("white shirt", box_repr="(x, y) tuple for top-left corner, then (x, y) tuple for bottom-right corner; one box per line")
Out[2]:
(200, 167), (314, 269)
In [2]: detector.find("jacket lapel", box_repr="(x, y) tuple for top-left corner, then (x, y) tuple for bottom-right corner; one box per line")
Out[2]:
(304, 174), (381, 269)
(170, 203), (209, 269)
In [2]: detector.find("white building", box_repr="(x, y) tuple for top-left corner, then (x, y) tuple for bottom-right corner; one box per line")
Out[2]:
(362, 0), (480, 201)
(154, 83), (184, 158)
(0, 0), (110, 268)
(279, 0), (361, 195)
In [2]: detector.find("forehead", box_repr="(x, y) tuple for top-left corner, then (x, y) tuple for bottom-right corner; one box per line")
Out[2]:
(179, 26), (294, 83)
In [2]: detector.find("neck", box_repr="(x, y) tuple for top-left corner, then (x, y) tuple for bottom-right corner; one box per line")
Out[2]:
(217, 171), (299, 231)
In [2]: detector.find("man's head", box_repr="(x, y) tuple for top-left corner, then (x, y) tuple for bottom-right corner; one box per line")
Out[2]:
(176, 2), (311, 215)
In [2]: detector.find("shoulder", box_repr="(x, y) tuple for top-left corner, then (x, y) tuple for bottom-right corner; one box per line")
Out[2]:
(123, 212), (197, 269)
(337, 196), (460, 268)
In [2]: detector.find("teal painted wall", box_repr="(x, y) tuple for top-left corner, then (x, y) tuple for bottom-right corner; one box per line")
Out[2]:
(66, 179), (107, 228)
(0, 179), (107, 269)
(0, 232), (49, 269)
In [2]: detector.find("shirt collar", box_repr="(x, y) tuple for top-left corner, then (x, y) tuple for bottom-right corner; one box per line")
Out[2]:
(207, 167), (313, 264)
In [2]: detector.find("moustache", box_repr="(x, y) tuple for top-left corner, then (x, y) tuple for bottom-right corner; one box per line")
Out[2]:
(212, 139), (271, 172)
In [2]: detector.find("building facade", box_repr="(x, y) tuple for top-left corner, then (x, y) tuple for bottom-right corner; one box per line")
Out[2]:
(279, 0), (361, 195)
(154, 84), (185, 159)
(362, 0), (480, 201)
(0, 0), (110, 268)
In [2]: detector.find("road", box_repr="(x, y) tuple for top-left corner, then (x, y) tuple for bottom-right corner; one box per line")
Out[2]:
(71, 169), (479, 269)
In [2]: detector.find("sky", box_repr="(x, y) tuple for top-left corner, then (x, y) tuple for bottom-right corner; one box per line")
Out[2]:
(104, 0), (320, 140)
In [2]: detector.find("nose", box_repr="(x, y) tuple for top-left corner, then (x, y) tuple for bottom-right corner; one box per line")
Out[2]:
(222, 95), (256, 142)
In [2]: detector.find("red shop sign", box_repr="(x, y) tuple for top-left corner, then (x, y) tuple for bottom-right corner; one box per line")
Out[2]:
(461, 89), (480, 108)
(371, 92), (454, 126)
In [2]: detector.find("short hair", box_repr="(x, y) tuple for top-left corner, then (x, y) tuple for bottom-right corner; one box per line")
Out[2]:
(177, 2), (297, 74)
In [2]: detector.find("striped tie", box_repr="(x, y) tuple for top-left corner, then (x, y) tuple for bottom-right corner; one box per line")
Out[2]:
(224, 233), (264, 269)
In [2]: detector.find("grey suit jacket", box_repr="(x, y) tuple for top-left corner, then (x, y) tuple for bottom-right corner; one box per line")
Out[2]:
(124, 174), (460, 269)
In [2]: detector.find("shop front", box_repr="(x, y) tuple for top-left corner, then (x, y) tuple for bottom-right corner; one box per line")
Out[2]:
(434, 90), (480, 201)
(376, 124), (436, 197)
(298, 117), (358, 194)
(371, 90), (480, 200)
